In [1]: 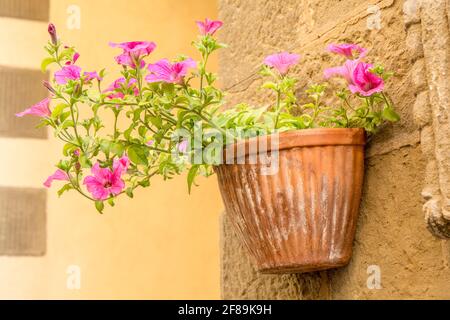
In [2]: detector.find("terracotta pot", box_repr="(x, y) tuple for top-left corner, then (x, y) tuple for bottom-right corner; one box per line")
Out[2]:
(215, 128), (366, 273)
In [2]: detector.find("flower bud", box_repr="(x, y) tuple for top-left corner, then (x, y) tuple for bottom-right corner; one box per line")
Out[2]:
(43, 80), (56, 94)
(48, 23), (58, 45)
(75, 162), (81, 172)
(73, 83), (82, 97)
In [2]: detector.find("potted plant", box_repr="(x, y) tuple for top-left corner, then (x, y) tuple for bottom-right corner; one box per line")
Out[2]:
(17, 21), (399, 273)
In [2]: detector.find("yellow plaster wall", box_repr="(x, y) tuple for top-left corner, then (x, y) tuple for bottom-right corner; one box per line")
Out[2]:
(0, 0), (222, 299)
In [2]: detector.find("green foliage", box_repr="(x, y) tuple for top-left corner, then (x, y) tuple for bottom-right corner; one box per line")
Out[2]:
(37, 28), (400, 211)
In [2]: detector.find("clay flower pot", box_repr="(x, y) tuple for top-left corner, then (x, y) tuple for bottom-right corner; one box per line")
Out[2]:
(215, 128), (366, 273)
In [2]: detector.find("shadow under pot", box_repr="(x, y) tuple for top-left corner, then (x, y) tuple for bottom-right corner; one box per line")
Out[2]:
(214, 128), (366, 274)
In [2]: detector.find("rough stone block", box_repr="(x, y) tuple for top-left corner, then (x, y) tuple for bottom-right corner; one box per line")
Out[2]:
(403, 0), (420, 27)
(413, 91), (430, 128)
(410, 59), (427, 91)
(405, 24), (424, 62)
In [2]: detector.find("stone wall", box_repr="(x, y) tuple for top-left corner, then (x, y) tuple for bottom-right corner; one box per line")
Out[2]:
(219, 0), (450, 299)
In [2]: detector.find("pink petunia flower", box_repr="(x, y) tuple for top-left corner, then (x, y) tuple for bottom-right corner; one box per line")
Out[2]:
(109, 41), (156, 69)
(43, 169), (68, 188)
(324, 59), (360, 84)
(109, 41), (156, 56)
(65, 52), (80, 65)
(196, 18), (223, 35)
(83, 71), (102, 82)
(113, 155), (130, 176)
(103, 77), (139, 99)
(348, 62), (384, 96)
(83, 156), (129, 201)
(327, 43), (367, 59)
(114, 53), (146, 69)
(146, 58), (197, 84)
(264, 52), (300, 75)
(54, 65), (81, 84)
(16, 97), (51, 117)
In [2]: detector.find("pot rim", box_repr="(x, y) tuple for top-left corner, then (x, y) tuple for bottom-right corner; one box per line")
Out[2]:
(222, 127), (366, 160)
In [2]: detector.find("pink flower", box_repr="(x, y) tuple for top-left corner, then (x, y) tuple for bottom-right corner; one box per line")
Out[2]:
(348, 62), (384, 96)
(324, 59), (359, 84)
(196, 18), (223, 35)
(43, 169), (68, 188)
(146, 140), (154, 146)
(83, 71), (102, 82)
(109, 41), (156, 68)
(177, 140), (188, 153)
(83, 156), (129, 200)
(146, 58), (197, 84)
(114, 53), (146, 69)
(48, 23), (57, 45)
(16, 97), (51, 117)
(65, 52), (80, 65)
(327, 43), (367, 59)
(264, 52), (300, 75)
(109, 41), (156, 56)
(54, 65), (81, 84)
(104, 77), (139, 99)
(113, 155), (130, 176)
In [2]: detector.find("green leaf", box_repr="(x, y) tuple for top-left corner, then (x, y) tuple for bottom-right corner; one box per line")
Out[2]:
(126, 187), (134, 198)
(261, 81), (277, 90)
(41, 57), (55, 73)
(149, 116), (162, 128)
(107, 198), (115, 207)
(57, 183), (73, 197)
(138, 126), (147, 138)
(95, 201), (104, 214)
(63, 143), (77, 156)
(382, 107), (400, 122)
(187, 165), (200, 194)
(127, 145), (149, 165)
(79, 155), (92, 168)
(51, 103), (67, 119)
(110, 142), (125, 156)
(124, 124), (136, 140)
(138, 178), (150, 187)
(100, 139), (111, 154)
(57, 160), (70, 171)
(61, 119), (74, 129)
(59, 111), (71, 123)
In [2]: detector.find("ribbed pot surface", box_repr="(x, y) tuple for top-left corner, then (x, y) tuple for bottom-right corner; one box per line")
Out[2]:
(215, 128), (365, 273)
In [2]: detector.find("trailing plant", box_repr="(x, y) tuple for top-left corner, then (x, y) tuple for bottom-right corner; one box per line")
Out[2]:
(17, 20), (399, 212)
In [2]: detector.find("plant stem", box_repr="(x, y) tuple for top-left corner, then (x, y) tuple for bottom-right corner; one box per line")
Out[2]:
(274, 89), (281, 129)
(199, 52), (210, 93)
(381, 92), (392, 109)
(69, 102), (83, 151)
(113, 111), (119, 140)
